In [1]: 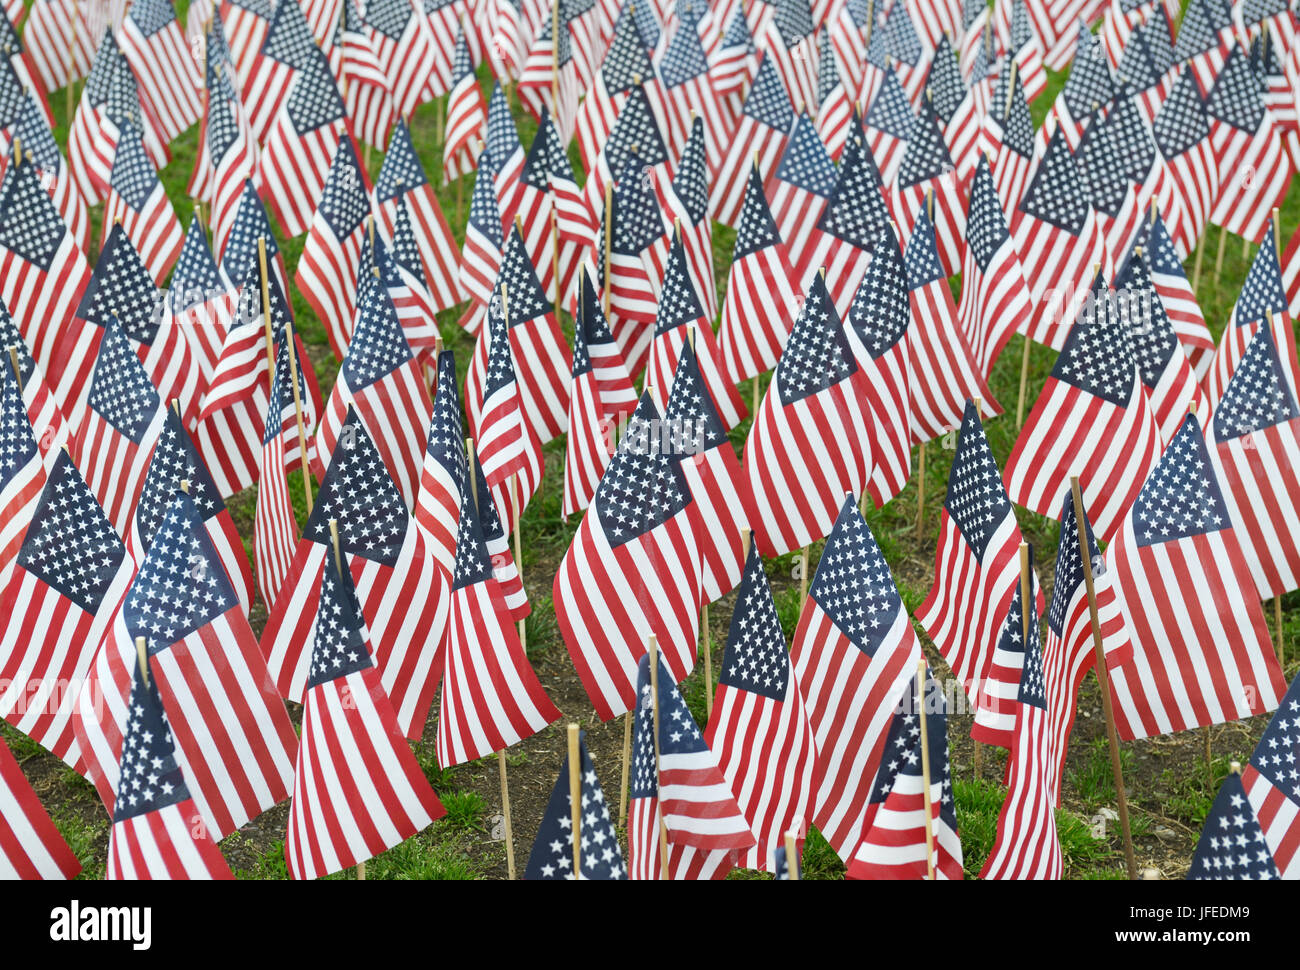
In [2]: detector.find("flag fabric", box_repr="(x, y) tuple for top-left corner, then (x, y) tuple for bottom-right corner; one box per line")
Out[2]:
(285, 549), (445, 880)
(376, 212), (440, 360)
(554, 390), (704, 721)
(117, 0), (202, 145)
(574, 4), (661, 176)
(241, 0), (319, 144)
(979, 580), (1062, 880)
(414, 349), (468, 574)
(535, 109), (595, 303)
(717, 162), (800, 385)
(627, 649), (756, 879)
(0, 305), (68, 471)
(261, 407), (447, 740)
(768, 111), (838, 288)
(846, 668), (963, 880)
(713, 52), (795, 227)
(0, 734), (80, 878)
(1106, 413), (1287, 740)
(443, 27), (487, 182)
(466, 446), (530, 623)
(254, 333), (307, 611)
(336, 0), (398, 150)
(218, 178), (286, 291)
(1190, 768), (1280, 879)
(101, 124), (184, 283)
(1175, 0), (1234, 95)
(562, 270), (638, 518)
(1150, 67), (1220, 260)
(971, 547), (1037, 748)
(1137, 210), (1215, 378)
(316, 281), (433, 510)
(862, 67), (915, 189)
(106, 650), (234, 880)
(524, 731), (627, 879)
(435, 475), (560, 767)
(459, 148), (506, 335)
(791, 496), (922, 860)
(984, 61), (1036, 215)
(744, 273), (871, 557)
(657, 18), (731, 175)
(0, 367), (45, 577)
(1242, 672), (1300, 878)
(1006, 272), (1162, 543)
(959, 154), (1033, 372)
(663, 119), (717, 322)
(0, 451), (133, 770)
(219, 0), (274, 88)
(1206, 319), (1300, 600)
(917, 401), (1027, 699)
(364, 0), (438, 120)
(166, 214), (236, 390)
(71, 316), (168, 536)
(891, 100), (966, 278)
(815, 32), (854, 161)
(296, 134), (373, 361)
(24, 0), (94, 97)
(704, 541), (815, 871)
(7, 94), (92, 255)
(78, 492), (299, 837)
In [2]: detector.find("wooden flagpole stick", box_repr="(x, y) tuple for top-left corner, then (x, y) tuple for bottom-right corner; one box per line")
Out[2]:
(511, 474), (525, 655)
(1016, 331), (1032, 429)
(916, 441), (926, 532)
(685, 326), (713, 717)
(135, 636), (148, 686)
(550, 206), (561, 311)
(327, 518), (366, 882)
(618, 708), (632, 826)
(783, 831), (800, 879)
(258, 238), (276, 394)
(1243, 234), (1251, 262)
(1191, 233), (1206, 292)
(1070, 476), (1137, 880)
(1214, 228), (1228, 278)
(567, 722), (582, 878)
(798, 546), (809, 606)
(283, 319), (314, 517)
(551, 0), (560, 109)
(915, 658), (936, 880)
(603, 182), (613, 314)
(1004, 59), (1017, 120)
(7, 346), (20, 387)
(648, 634), (670, 879)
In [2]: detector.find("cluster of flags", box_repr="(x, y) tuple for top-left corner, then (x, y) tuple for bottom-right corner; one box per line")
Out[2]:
(2, 0), (1300, 882)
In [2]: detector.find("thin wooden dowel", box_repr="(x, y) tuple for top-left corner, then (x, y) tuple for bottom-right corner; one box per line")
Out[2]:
(1202, 724), (1212, 767)
(6, 346), (20, 387)
(283, 320), (314, 517)
(784, 831), (799, 880)
(550, 206), (561, 311)
(916, 440), (927, 532)
(499, 747), (516, 879)
(1070, 476), (1137, 880)
(135, 636), (148, 687)
(798, 546), (809, 606)
(1242, 235), (1251, 262)
(1016, 334), (1032, 429)
(328, 519), (365, 881)
(602, 182), (613, 315)
(567, 723), (581, 878)
(916, 659), (936, 880)
(1192, 234), (1205, 292)
(511, 474), (525, 655)
(618, 710), (632, 826)
(648, 635), (670, 879)
(752, 375), (760, 417)
(257, 238), (275, 395)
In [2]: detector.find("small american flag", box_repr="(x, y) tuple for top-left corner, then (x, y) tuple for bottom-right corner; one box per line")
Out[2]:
(436, 474), (560, 767)
(101, 124), (183, 284)
(23, 0), (93, 97)
(285, 550), (445, 880)
(296, 133), (373, 361)
(0, 306), (68, 471)
(1001, 0), (1047, 102)
(365, 0), (438, 119)
(744, 273), (871, 556)
(1150, 67), (1220, 260)
(460, 149), (505, 335)
(7, 94), (91, 254)
(627, 649), (756, 879)
(106, 650), (234, 879)
(1242, 673), (1300, 877)
(167, 214), (236, 389)
(1006, 272), (1162, 543)
(0, 366), (45, 575)
(862, 68), (914, 187)
(415, 349), (467, 574)
(958, 154), (1033, 373)
(1174, 0), (1233, 93)
(1206, 319), (1300, 600)
(262, 407), (447, 740)
(535, 110), (595, 302)
(928, 36), (979, 183)
(0, 733), (80, 878)
(574, 4), (661, 177)
(712, 53), (794, 228)
(336, 0), (397, 151)
(443, 27), (487, 181)
(467, 446), (529, 622)
(657, 17), (730, 173)
(917, 401), (1027, 700)
(972, 547), (1037, 749)
(708, 4), (757, 103)
(1079, 97), (1151, 261)
(217, 178), (286, 291)
(703, 541), (815, 871)
(484, 84), (527, 225)
(717, 161), (800, 385)
(982, 63), (1035, 216)
(755, 0), (817, 116)
(554, 390), (704, 721)
(1190, 769), (1280, 879)
(769, 111), (838, 288)
(524, 730), (627, 879)
(241, 0), (318, 144)
(664, 119), (717, 320)
(892, 99), (966, 278)
(582, 79), (672, 249)
(1106, 413), (1287, 739)
(1133, 210), (1215, 378)
(791, 496), (921, 860)
(518, 2), (581, 143)
(815, 35), (854, 161)
(117, 0), (201, 145)
(1041, 22), (1115, 149)
(846, 668), (963, 880)
(218, 0), (273, 87)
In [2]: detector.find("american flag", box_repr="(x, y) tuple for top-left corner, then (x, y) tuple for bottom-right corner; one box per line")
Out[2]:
(846, 668), (963, 880)
(484, 83), (527, 224)
(0, 451), (133, 770)
(929, 38), (979, 186)
(1206, 319), (1300, 600)
(1135, 210), (1215, 378)
(1206, 222), (1299, 407)
(537, 110), (597, 309)
(436, 474), (560, 767)
(703, 541), (815, 871)
(574, 3), (661, 176)
(1002, 0), (1047, 102)
(554, 390), (704, 721)
(80, 492), (299, 837)
(372, 120), (464, 314)
(880, 0), (929, 103)
(917, 401), (1027, 699)
(716, 161), (800, 385)
(979, 582), (1062, 880)
(0, 367), (45, 576)
(791, 496), (921, 860)
(1191, 768), (1281, 879)
(219, 0), (273, 88)
(167, 214), (235, 389)
(1106, 413), (1287, 740)
(1242, 673), (1300, 878)
(959, 154), (1033, 373)
(336, 0), (397, 150)
(708, 4), (757, 102)
(6, 94), (92, 255)
(1082, 95), (1156, 261)
(563, 270), (638, 518)
(905, 205), (996, 444)
(627, 649), (755, 879)
(862, 67), (915, 187)
(218, 178), (286, 291)
(1006, 272), (1162, 543)
(23, 0), (94, 97)
(664, 119), (717, 322)
(379, 208), (441, 360)
(1040, 21), (1115, 149)
(712, 52), (794, 228)
(1175, 0), (1233, 94)
(106, 650), (234, 880)
(0, 306), (68, 472)
(1114, 249), (1206, 443)
(517, 1), (581, 143)
(744, 273), (871, 556)
(582, 79), (672, 248)
(365, 0), (438, 121)
(510, 122), (561, 305)
(71, 315), (167, 536)
(657, 16), (731, 173)
(524, 730), (627, 879)
(117, 0), (202, 145)
(444, 26), (487, 182)
(260, 48), (348, 239)
(415, 349), (467, 574)
(296, 133), (372, 361)
(262, 407), (446, 739)
(78, 224), (197, 426)
(0, 139), (104, 431)
(101, 125), (183, 284)
(843, 225), (911, 507)
(0, 733), (80, 878)
(1012, 125), (1105, 350)
(467, 446), (529, 622)
(768, 111), (838, 288)
(285, 549), (445, 880)
(129, 407), (255, 623)
(1043, 492), (1133, 803)
(815, 32), (854, 161)
(756, 0), (817, 115)
(1114, 15), (1175, 127)
(241, 0), (318, 144)
(983, 62), (1035, 215)
(971, 544), (1039, 749)
(1150, 67), (1220, 260)
(892, 100), (966, 278)
(189, 29), (247, 214)
(460, 149), (505, 334)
